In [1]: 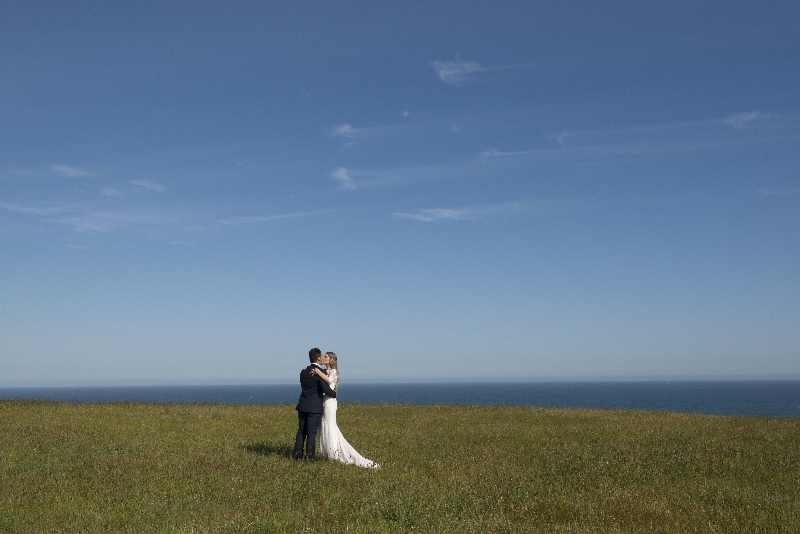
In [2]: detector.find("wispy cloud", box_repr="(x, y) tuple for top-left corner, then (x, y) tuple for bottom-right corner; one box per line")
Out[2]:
(328, 158), (507, 191)
(130, 180), (165, 192)
(101, 188), (123, 197)
(758, 187), (800, 196)
(219, 211), (316, 225)
(479, 111), (798, 163)
(55, 211), (178, 233)
(431, 59), (489, 84)
(330, 121), (415, 143)
(330, 124), (364, 148)
(394, 202), (527, 222)
(3, 201), (182, 234)
(331, 124), (359, 139)
(325, 111), (799, 196)
(481, 148), (532, 158)
(51, 164), (92, 178)
(1, 202), (70, 215)
(329, 166), (414, 189)
(554, 130), (569, 146)
(431, 58), (532, 85)
(723, 111), (759, 129)
(331, 167), (356, 190)
(394, 207), (475, 222)
(328, 115), (467, 148)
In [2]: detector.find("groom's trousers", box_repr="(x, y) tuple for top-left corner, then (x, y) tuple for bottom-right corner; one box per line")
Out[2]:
(294, 411), (322, 460)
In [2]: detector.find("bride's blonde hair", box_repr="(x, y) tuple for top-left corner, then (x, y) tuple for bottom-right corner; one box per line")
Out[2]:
(325, 352), (338, 390)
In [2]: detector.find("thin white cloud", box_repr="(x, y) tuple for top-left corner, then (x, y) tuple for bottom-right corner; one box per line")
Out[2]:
(331, 121), (412, 144)
(55, 216), (109, 233)
(1, 202), (69, 215)
(51, 164), (92, 178)
(220, 211), (315, 225)
(328, 116), (460, 146)
(431, 58), (532, 85)
(759, 187), (800, 196)
(481, 148), (532, 158)
(55, 210), (177, 233)
(540, 111), (784, 143)
(394, 202), (527, 222)
(331, 124), (359, 139)
(327, 160), (491, 190)
(331, 167), (356, 190)
(395, 208), (474, 222)
(3, 201), (181, 233)
(479, 111), (797, 163)
(328, 166), (410, 189)
(130, 180), (165, 192)
(101, 188), (123, 197)
(431, 59), (487, 84)
(324, 111), (799, 195)
(723, 111), (759, 129)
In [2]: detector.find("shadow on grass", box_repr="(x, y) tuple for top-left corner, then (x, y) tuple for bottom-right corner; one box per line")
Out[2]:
(244, 442), (294, 459)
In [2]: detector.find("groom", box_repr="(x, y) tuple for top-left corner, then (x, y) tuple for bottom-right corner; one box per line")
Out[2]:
(293, 347), (337, 462)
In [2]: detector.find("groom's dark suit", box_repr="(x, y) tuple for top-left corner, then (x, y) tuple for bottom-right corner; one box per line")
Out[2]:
(294, 363), (337, 460)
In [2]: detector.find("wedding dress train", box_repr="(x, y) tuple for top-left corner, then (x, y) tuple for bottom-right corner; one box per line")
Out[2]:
(318, 370), (379, 469)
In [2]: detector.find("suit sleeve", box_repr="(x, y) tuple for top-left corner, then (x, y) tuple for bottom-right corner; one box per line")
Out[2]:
(316, 375), (337, 398)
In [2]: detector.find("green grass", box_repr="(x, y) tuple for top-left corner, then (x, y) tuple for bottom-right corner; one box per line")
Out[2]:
(1, 401), (798, 533)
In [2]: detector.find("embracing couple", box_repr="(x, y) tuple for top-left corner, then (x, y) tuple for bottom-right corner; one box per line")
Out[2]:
(293, 347), (379, 468)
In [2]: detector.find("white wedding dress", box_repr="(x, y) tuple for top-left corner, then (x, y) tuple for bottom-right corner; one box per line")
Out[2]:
(319, 370), (379, 468)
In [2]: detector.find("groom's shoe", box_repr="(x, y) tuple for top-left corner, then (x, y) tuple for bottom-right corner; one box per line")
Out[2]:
(306, 455), (315, 462)
(294, 455), (303, 463)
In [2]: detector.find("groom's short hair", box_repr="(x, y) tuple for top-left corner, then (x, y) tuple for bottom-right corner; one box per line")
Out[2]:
(308, 347), (322, 363)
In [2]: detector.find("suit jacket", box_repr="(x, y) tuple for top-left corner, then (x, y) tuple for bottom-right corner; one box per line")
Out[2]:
(295, 363), (337, 414)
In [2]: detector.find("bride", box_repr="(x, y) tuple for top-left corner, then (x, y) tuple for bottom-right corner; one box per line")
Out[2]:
(310, 352), (379, 469)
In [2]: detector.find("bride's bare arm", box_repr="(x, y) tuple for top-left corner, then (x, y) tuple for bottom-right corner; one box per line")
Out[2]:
(310, 367), (331, 384)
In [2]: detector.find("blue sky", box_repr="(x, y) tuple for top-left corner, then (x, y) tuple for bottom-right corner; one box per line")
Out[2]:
(2, 1), (799, 385)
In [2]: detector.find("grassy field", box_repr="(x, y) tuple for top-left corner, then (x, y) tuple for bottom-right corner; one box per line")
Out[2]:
(1, 400), (798, 533)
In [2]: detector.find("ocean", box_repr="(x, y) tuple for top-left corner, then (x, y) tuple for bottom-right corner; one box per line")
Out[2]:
(2, 381), (799, 418)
